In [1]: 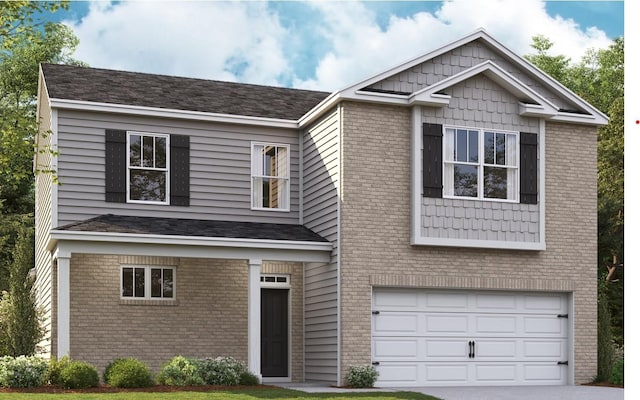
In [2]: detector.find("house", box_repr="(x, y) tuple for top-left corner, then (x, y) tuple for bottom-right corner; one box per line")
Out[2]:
(35, 29), (606, 387)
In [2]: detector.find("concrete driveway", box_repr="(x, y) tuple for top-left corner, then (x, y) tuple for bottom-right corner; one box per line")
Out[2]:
(401, 385), (624, 400)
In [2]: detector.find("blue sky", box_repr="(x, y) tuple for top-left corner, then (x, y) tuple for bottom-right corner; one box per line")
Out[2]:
(47, 1), (624, 90)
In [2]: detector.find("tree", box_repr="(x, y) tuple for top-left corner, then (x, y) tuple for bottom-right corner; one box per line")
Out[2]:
(524, 35), (571, 83)
(0, 220), (43, 356)
(0, 1), (84, 294)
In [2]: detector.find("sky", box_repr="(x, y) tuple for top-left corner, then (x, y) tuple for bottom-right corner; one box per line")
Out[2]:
(48, 0), (625, 92)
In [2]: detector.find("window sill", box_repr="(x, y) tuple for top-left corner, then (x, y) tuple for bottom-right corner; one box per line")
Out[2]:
(251, 206), (291, 213)
(443, 195), (519, 204)
(119, 299), (178, 306)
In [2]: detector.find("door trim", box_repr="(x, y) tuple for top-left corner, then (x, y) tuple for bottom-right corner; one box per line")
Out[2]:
(261, 275), (291, 383)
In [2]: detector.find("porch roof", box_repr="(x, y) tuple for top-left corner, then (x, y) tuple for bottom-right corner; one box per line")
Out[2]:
(56, 214), (328, 243)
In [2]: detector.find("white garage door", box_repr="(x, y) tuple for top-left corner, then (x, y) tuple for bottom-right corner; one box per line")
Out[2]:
(372, 289), (569, 387)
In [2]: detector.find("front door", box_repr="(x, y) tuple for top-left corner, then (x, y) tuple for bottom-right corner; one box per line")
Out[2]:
(261, 288), (289, 377)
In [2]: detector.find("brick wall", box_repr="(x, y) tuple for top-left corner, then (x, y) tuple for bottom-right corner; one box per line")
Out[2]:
(68, 254), (303, 380)
(338, 102), (597, 384)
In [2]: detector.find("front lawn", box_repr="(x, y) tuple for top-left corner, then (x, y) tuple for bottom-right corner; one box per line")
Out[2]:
(0, 387), (440, 400)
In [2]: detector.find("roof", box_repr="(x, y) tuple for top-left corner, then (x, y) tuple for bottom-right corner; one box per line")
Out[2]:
(56, 214), (329, 243)
(40, 63), (330, 121)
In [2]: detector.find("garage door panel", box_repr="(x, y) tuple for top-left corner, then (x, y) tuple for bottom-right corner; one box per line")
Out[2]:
(475, 315), (517, 334)
(425, 364), (468, 383)
(524, 295), (566, 313)
(374, 290), (419, 309)
(426, 315), (468, 333)
(475, 339), (517, 359)
(524, 316), (566, 335)
(475, 293), (517, 311)
(523, 339), (567, 358)
(474, 364), (517, 382)
(373, 313), (418, 334)
(373, 339), (419, 359)
(426, 292), (468, 309)
(376, 364), (418, 384)
(425, 339), (469, 359)
(523, 363), (565, 383)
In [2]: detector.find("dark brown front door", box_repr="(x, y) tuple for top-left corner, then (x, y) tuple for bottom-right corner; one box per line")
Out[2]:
(261, 288), (288, 377)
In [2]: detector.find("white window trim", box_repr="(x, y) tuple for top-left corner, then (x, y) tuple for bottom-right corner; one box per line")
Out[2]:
(443, 125), (519, 203)
(120, 265), (176, 300)
(250, 142), (291, 212)
(126, 131), (170, 205)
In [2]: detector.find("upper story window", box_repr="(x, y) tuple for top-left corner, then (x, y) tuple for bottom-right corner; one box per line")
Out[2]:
(443, 127), (518, 201)
(127, 132), (170, 204)
(251, 142), (290, 211)
(121, 265), (175, 300)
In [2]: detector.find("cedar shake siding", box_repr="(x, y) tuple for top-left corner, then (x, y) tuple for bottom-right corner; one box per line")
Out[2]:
(338, 101), (597, 384)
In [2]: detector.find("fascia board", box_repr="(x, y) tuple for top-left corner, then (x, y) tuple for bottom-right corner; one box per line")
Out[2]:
(49, 98), (300, 129)
(548, 112), (608, 126)
(48, 229), (333, 253)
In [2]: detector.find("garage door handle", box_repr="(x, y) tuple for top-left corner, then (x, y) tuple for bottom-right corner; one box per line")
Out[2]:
(471, 341), (476, 358)
(372, 361), (380, 366)
(468, 341), (473, 358)
(557, 361), (568, 365)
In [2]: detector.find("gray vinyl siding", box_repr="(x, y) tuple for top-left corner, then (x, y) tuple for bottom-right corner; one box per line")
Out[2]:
(366, 39), (578, 112)
(34, 80), (54, 357)
(302, 108), (340, 383)
(55, 110), (301, 227)
(421, 73), (541, 243)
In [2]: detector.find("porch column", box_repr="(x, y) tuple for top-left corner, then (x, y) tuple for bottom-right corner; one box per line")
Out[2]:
(57, 254), (71, 358)
(247, 258), (262, 381)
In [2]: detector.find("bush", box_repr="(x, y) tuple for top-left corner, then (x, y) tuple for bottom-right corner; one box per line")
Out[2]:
(346, 365), (378, 388)
(104, 358), (153, 388)
(610, 358), (623, 385)
(47, 356), (71, 385)
(0, 355), (48, 388)
(157, 356), (204, 386)
(239, 370), (259, 386)
(198, 356), (245, 385)
(58, 360), (99, 389)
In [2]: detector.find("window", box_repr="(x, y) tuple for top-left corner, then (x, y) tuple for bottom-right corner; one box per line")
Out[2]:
(121, 266), (175, 300)
(443, 127), (518, 201)
(127, 132), (169, 203)
(251, 143), (290, 210)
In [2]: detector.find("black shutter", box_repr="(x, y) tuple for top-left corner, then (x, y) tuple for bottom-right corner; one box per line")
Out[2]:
(520, 132), (538, 204)
(105, 129), (127, 203)
(170, 134), (190, 206)
(422, 123), (443, 198)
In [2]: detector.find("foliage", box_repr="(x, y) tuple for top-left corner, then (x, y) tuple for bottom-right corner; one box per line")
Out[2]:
(0, 355), (48, 388)
(156, 356), (204, 386)
(46, 355), (70, 385)
(103, 358), (153, 388)
(238, 370), (259, 386)
(0, 222), (43, 357)
(610, 358), (623, 386)
(197, 356), (246, 386)
(525, 35), (624, 345)
(58, 360), (99, 389)
(596, 277), (613, 381)
(346, 365), (379, 388)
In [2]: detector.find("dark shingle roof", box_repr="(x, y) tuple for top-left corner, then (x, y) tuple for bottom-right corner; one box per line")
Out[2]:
(56, 214), (328, 243)
(41, 63), (330, 120)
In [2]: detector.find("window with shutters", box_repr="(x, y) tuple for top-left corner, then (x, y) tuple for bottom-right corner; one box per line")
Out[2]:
(443, 126), (519, 201)
(127, 132), (170, 204)
(121, 265), (175, 300)
(251, 142), (290, 211)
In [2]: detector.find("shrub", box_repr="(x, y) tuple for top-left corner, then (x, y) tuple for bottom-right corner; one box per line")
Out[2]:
(610, 358), (623, 386)
(198, 356), (245, 385)
(346, 365), (378, 388)
(0, 355), (48, 388)
(58, 360), (99, 389)
(47, 356), (71, 385)
(157, 356), (203, 386)
(239, 370), (259, 386)
(104, 358), (153, 388)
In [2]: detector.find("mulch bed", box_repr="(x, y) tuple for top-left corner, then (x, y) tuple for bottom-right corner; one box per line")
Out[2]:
(582, 381), (623, 388)
(0, 384), (278, 393)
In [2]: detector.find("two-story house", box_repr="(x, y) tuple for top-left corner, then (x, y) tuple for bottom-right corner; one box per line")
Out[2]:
(35, 29), (606, 387)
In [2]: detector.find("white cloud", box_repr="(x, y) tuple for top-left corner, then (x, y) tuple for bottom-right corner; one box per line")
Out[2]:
(66, 0), (614, 92)
(65, 1), (290, 85)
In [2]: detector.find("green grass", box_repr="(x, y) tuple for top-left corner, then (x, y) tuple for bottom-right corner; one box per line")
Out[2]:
(0, 388), (441, 400)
